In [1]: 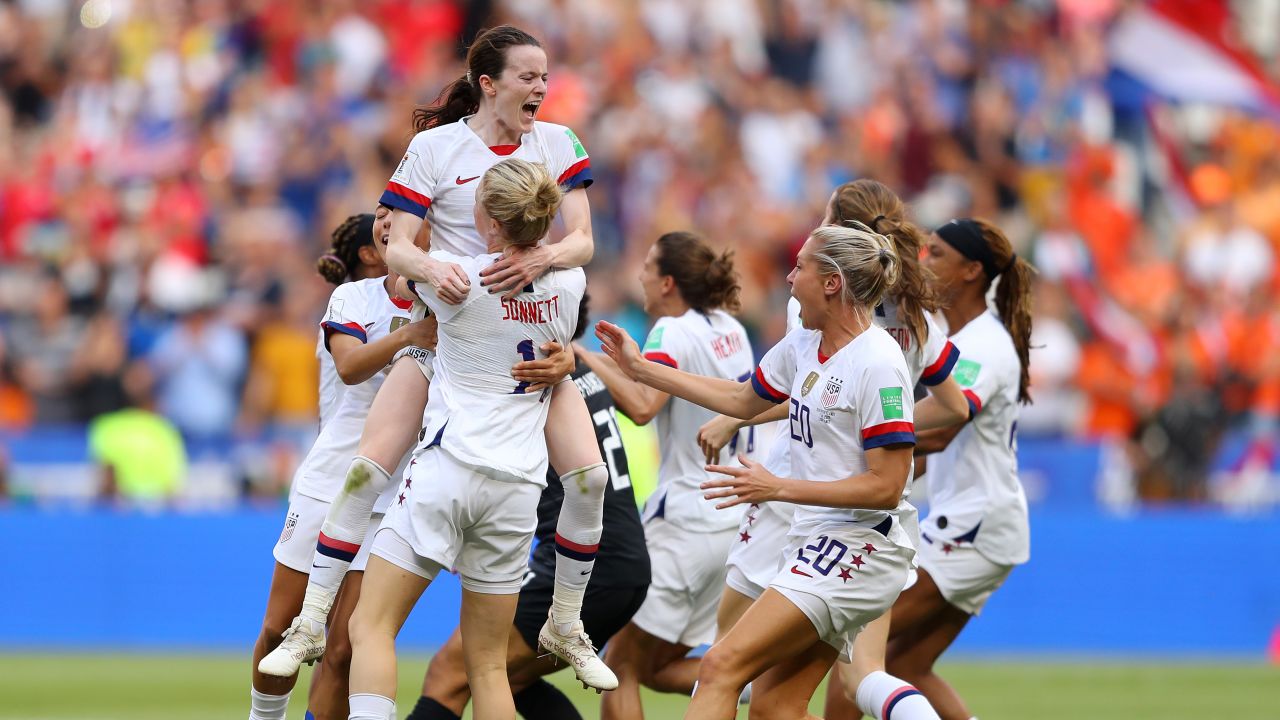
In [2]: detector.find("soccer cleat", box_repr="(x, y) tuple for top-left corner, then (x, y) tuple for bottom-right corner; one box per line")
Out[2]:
(537, 619), (618, 692)
(258, 616), (325, 677)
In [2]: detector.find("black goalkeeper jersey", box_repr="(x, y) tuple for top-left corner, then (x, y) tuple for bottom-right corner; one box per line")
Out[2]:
(528, 360), (650, 587)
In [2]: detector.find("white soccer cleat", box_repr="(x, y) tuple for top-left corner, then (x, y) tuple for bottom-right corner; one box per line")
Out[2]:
(538, 619), (618, 692)
(258, 616), (326, 677)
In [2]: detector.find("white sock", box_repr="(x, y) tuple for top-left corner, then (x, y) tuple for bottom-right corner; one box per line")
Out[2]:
(550, 463), (607, 633)
(348, 692), (395, 720)
(856, 670), (940, 720)
(249, 688), (290, 720)
(300, 456), (391, 627)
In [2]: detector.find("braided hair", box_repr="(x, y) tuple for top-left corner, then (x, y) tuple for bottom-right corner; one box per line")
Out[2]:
(316, 213), (376, 285)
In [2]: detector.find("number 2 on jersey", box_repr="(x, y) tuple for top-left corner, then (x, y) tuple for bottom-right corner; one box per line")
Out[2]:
(790, 398), (813, 448)
(592, 408), (631, 491)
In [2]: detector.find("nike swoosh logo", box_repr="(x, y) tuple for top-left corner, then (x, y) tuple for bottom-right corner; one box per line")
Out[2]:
(456, 175), (480, 185)
(312, 563), (330, 570)
(579, 570), (592, 576)
(789, 565), (812, 578)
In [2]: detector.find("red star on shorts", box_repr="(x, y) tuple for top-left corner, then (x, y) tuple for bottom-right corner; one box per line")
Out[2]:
(410, 458), (417, 467)
(862, 543), (877, 554)
(398, 492), (406, 506)
(404, 477), (412, 489)
(739, 531), (751, 543)
(839, 567), (853, 583)
(849, 554), (865, 568)
(747, 514), (757, 525)
(749, 503), (760, 510)
(943, 543), (953, 554)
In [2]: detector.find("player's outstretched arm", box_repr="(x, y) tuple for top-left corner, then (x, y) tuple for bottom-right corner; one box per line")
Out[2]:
(575, 343), (669, 425)
(595, 320), (772, 421)
(702, 445), (911, 511)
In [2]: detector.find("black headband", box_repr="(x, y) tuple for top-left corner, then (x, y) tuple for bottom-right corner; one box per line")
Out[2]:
(935, 219), (1014, 278)
(356, 213), (377, 246)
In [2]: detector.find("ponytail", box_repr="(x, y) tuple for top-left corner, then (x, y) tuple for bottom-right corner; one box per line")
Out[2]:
(965, 218), (1035, 405)
(654, 232), (742, 314)
(994, 255), (1036, 405)
(316, 213), (375, 285)
(413, 75), (479, 132)
(828, 179), (939, 349)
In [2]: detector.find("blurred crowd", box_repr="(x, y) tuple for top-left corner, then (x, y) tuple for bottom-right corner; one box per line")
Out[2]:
(0, 0), (1278, 505)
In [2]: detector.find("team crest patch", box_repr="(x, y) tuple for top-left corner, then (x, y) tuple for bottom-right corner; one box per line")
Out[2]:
(820, 377), (843, 409)
(800, 371), (820, 397)
(953, 359), (982, 387)
(279, 511), (300, 545)
(390, 316), (409, 332)
(879, 387), (904, 420)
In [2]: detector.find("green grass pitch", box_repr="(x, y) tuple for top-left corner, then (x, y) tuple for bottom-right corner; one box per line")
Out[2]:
(0, 653), (1275, 719)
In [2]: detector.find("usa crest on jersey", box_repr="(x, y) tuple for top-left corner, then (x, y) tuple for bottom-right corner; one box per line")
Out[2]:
(820, 377), (843, 409)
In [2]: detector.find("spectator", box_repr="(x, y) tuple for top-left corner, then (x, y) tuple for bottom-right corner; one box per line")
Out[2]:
(89, 363), (187, 505)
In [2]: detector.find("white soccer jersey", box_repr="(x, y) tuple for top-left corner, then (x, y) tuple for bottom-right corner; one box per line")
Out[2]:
(877, 299), (960, 388)
(641, 308), (757, 532)
(752, 325), (916, 534)
(293, 278), (415, 509)
(408, 251), (586, 484)
(761, 298), (805, 479)
(919, 310), (1029, 566)
(379, 118), (592, 256)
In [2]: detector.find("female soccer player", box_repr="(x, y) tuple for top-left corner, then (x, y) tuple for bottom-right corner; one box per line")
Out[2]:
(345, 158), (587, 720)
(881, 218), (1034, 720)
(262, 24), (614, 691)
(597, 223), (919, 720)
(702, 180), (968, 720)
(575, 231), (755, 720)
(403, 294), (652, 720)
(248, 208), (434, 720)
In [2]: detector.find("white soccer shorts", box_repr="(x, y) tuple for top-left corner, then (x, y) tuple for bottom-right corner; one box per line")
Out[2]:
(630, 516), (736, 647)
(273, 491), (380, 573)
(724, 500), (794, 601)
(769, 518), (913, 661)
(377, 446), (541, 594)
(917, 530), (1013, 615)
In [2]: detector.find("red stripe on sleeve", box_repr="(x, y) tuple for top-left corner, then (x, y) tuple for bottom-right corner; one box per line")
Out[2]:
(862, 421), (916, 440)
(963, 389), (983, 414)
(557, 158), (591, 185)
(318, 531), (361, 555)
(924, 341), (957, 377)
(644, 351), (678, 369)
(384, 181), (432, 209)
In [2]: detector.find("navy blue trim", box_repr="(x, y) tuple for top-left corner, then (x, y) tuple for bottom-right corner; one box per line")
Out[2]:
(555, 542), (599, 562)
(884, 688), (922, 719)
(652, 493), (667, 519)
(751, 370), (787, 403)
(315, 543), (357, 563)
(321, 320), (368, 351)
(871, 515), (892, 537)
(863, 431), (916, 449)
(425, 422), (446, 449)
(954, 522), (981, 544)
(379, 189), (429, 218)
(559, 167), (593, 191)
(920, 343), (961, 386)
(920, 531), (934, 545)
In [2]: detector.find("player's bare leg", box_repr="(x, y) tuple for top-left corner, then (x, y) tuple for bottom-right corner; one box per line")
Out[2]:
(305, 569), (364, 720)
(885, 570), (971, 720)
(540, 381), (616, 691)
(745, 639), (834, 720)
(825, 609), (894, 719)
(411, 622), (581, 720)
(684, 589), (826, 720)
(714, 586), (756, 641)
(260, 359), (428, 677)
(249, 562), (308, 719)
(600, 623), (694, 720)
(460, 588), (521, 720)
(347, 555), (431, 720)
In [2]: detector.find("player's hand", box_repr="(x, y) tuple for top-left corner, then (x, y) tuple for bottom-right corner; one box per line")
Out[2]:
(481, 246), (553, 298)
(701, 455), (781, 509)
(397, 313), (438, 352)
(512, 341), (574, 392)
(594, 320), (644, 379)
(424, 257), (470, 305)
(698, 415), (743, 466)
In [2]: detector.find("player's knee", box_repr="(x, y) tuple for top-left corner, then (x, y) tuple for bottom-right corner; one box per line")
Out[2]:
(322, 632), (353, 674)
(697, 644), (746, 689)
(561, 462), (609, 499)
(423, 650), (470, 708)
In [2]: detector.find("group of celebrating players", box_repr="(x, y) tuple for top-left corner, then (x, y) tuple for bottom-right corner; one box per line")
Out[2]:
(243, 24), (1035, 720)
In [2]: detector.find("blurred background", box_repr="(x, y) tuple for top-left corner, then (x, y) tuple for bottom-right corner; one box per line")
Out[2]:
(0, 0), (1278, 717)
